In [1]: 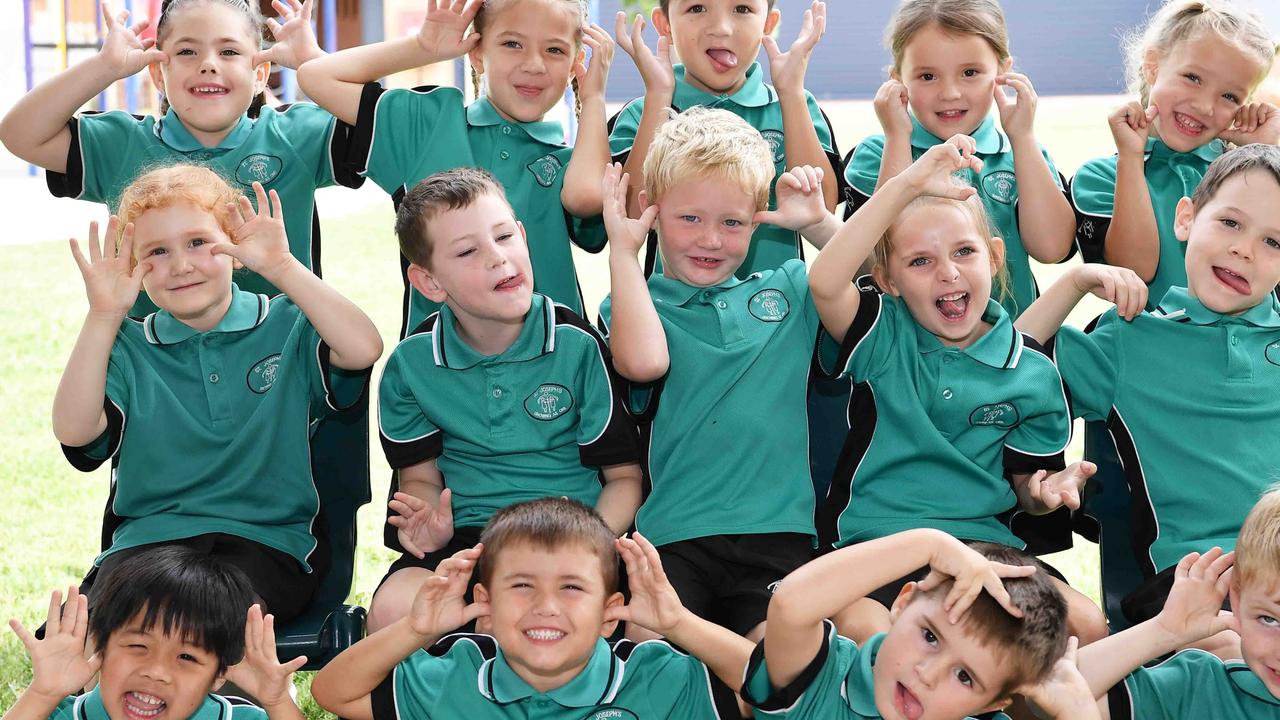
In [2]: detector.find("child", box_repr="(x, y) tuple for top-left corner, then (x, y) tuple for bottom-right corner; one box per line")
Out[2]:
(600, 107), (839, 642)
(297, 0), (614, 332)
(0, 0), (359, 317)
(744, 528), (1096, 720)
(4, 546), (307, 720)
(310, 497), (752, 719)
(611, 0), (840, 276)
(52, 165), (382, 623)
(1017, 142), (1280, 628)
(370, 167), (643, 631)
(844, 0), (1075, 319)
(808, 135), (1107, 644)
(1071, 0), (1278, 307)
(1078, 488), (1280, 719)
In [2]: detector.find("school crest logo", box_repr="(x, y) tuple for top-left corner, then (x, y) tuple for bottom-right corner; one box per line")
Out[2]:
(749, 289), (790, 322)
(981, 170), (1017, 205)
(525, 383), (574, 421)
(246, 354), (281, 394)
(527, 154), (563, 188)
(969, 401), (1020, 428)
(1265, 339), (1280, 367)
(581, 709), (639, 720)
(235, 154), (283, 186)
(1079, 218), (1097, 241)
(761, 129), (785, 163)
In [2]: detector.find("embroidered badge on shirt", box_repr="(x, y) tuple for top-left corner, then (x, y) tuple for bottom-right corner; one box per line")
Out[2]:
(760, 130), (785, 164)
(235, 154), (283, 186)
(581, 709), (640, 720)
(246, 354), (281, 394)
(527, 154), (563, 188)
(982, 170), (1017, 205)
(969, 401), (1020, 428)
(749, 289), (790, 322)
(525, 383), (574, 420)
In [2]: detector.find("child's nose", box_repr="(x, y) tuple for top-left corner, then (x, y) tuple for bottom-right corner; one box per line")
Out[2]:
(915, 658), (942, 689)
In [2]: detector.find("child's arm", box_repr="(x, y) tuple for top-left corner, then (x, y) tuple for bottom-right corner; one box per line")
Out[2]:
(763, 2), (838, 213)
(766, 528), (1035, 690)
(614, 13), (675, 216)
(311, 546), (489, 720)
(224, 605), (308, 720)
(596, 463), (642, 535)
(216, 183), (382, 370)
(872, 79), (915, 191)
(388, 463), (455, 560)
(3, 588), (101, 720)
(254, 0), (326, 71)
(1014, 263), (1148, 345)
(608, 533), (754, 689)
(1018, 637), (1104, 720)
(810, 135), (983, 343)
(1012, 461), (1096, 516)
(1102, 101), (1161, 282)
(53, 218), (148, 447)
(0, 3), (166, 172)
(1078, 548), (1237, 701)
(296, 0), (481, 125)
(561, 25), (614, 218)
(753, 165), (841, 250)
(602, 163), (668, 382)
(994, 72), (1075, 263)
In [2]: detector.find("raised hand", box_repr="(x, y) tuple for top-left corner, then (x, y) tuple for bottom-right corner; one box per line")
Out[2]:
(615, 13), (674, 97)
(762, 1), (826, 97)
(388, 488), (455, 558)
(603, 163), (658, 256)
(407, 545), (490, 639)
(1019, 637), (1101, 719)
(98, 1), (168, 80)
(873, 79), (912, 140)
(574, 24), (615, 103)
(754, 165), (828, 231)
(256, 0), (324, 70)
(605, 533), (686, 635)
(1025, 461), (1097, 513)
(1155, 548), (1239, 646)
(918, 534), (1038, 623)
(70, 216), (148, 318)
(900, 134), (984, 201)
(1220, 101), (1280, 146)
(416, 0), (482, 62)
(994, 71), (1039, 141)
(224, 605), (307, 711)
(1070, 264), (1148, 320)
(8, 588), (101, 702)
(216, 182), (292, 277)
(1109, 100), (1157, 158)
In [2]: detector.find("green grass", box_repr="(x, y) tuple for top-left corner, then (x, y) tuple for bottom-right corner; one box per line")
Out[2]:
(0, 95), (1120, 714)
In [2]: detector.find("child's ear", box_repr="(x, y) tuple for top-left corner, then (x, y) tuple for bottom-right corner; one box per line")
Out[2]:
(651, 7), (672, 39)
(601, 591), (626, 637)
(148, 63), (167, 101)
(210, 672), (227, 692)
(989, 236), (1006, 275)
(474, 582), (491, 604)
(1174, 196), (1196, 244)
(980, 695), (1014, 713)
(999, 56), (1013, 75)
(1142, 47), (1161, 87)
(887, 581), (917, 621)
(407, 262), (449, 304)
(468, 42), (486, 78)
(872, 264), (899, 298)
(764, 8), (782, 37)
(638, 189), (653, 212)
(517, 220), (528, 245)
(253, 59), (271, 94)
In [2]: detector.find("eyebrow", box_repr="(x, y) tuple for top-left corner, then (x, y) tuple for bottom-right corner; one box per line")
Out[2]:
(174, 36), (246, 46)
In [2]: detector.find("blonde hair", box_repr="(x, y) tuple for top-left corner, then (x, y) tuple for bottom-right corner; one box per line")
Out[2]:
(470, 0), (588, 120)
(1234, 485), (1280, 593)
(117, 164), (241, 256)
(643, 107), (774, 211)
(1124, 0), (1276, 106)
(886, 0), (1011, 72)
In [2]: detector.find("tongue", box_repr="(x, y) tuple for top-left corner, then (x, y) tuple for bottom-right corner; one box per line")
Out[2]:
(1214, 267), (1249, 294)
(707, 49), (738, 69)
(938, 296), (968, 319)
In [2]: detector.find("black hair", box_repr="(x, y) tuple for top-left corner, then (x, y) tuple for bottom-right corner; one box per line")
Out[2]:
(88, 546), (255, 672)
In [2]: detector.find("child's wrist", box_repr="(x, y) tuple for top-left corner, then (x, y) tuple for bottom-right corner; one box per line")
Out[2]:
(255, 255), (307, 286)
(644, 86), (674, 105)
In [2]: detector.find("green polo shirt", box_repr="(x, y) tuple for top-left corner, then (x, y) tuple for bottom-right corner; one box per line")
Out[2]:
(608, 63), (840, 277)
(1071, 137), (1225, 306)
(743, 620), (1010, 719)
(843, 115), (1067, 318)
(378, 294), (639, 530)
(598, 259), (822, 547)
(49, 685), (266, 720)
(60, 286), (370, 570)
(372, 633), (740, 719)
(1054, 286), (1280, 575)
(47, 105), (357, 316)
(344, 84), (606, 336)
(1108, 649), (1279, 719)
(824, 288), (1069, 549)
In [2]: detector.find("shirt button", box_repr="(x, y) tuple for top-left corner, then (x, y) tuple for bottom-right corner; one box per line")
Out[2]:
(943, 355), (954, 364)
(717, 300), (727, 309)
(942, 388), (953, 399)
(208, 372), (220, 383)
(492, 388), (503, 398)
(499, 150), (510, 160)
(1231, 336), (1239, 346)
(502, 126), (512, 135)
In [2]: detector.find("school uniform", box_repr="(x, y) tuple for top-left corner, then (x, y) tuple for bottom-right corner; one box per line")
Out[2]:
(598, 259), (826, 633)
(844, 115), (1069, 318)
(607, 63), (841, 277)
(1071, 137), (1225, 306)
(742, 620), (1011, 720)
(372, 633), (741, 720)
(49, 687), (265, 720)
(47, 105), (360, 316)
(1053, 287), (1280, 616)
(822, 285), (1070, 552)
(1107, 649), (1280, 719)
(342, 84), (606, 337)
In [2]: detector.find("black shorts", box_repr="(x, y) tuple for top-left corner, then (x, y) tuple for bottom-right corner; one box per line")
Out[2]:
(864, 540), (1067, 610)
(378, 525), (486, 590)
(1120, 563), (1233, 625)
(658, 533), (814, 636)
(85, 533), (321, 623)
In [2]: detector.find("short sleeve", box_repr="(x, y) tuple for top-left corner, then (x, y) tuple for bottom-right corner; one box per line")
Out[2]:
(270, 103), (349, 190)
(287, 306), (369, 414)
(342, 84), (466, 195)
(47, 111), (147, 203)
(1052, 314), (1122, 423)
(1070, 157), (1118, 264)
(1108, 651), (1204, 720)
(371, 651), (446, 720)
(607, 99), (645, 164)
(60, 338), (132, 472)
(565, 316), (642, 468)
(47, 695), (77, 720)
(842, 135), (886, 218)
(377, 345), (444, 469)
(626, 641), (741, 720)
(742, 621), (852, 717)
(1002, 339), (1070, 474)
(596, 298), (663, 422)
(834, 286), (899, 383)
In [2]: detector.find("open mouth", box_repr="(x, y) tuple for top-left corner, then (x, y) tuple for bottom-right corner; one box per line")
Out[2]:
(189, 84), (229, 97)
(122, 692), (166, 720)
(523, 628), (566, 642)
(1172, 111), (1206, 136)
(894, 682), (923, 720)
(936, 291), (970, 321)
(706, 48), (738, 73)
(936, 109), (968, 123)
(494, 273), (524, 291)
(689, 256), (723, 270)
(1212, 266), (1250, 295)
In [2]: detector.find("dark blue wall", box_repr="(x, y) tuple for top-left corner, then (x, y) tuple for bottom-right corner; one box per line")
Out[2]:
(597, 0), (1150, 101)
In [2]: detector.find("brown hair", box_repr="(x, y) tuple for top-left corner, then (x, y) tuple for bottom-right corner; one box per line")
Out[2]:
(470, 0), (588, 120)
(1190, 143), (1280, 210)
(155, 0), (268, 117)
(477, 497), (619, 594)
(643, 106), (774, 211)
(395, 167), (514, 268)
(1234, 485), (1280, 593)
(886, 0), (1011, 72)
(117, 164), (241, 256)
(914, 543), (1068, 694)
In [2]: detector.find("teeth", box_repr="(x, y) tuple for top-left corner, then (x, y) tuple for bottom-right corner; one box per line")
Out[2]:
(524, 629), (565, 641)
(125, 693), (165, 717)
(939, 292), (965, 301)
(1175, 112), (1204, 130)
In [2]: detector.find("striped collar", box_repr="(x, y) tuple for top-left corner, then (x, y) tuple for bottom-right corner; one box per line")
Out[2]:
(479, 637), (625, 706)
(143, 285), (270, 345)
(913, 297), (1022, 368)
(432, 293), (556, 369)
(156, 108), (253, 152)
(1155, 286), (1280, 328)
